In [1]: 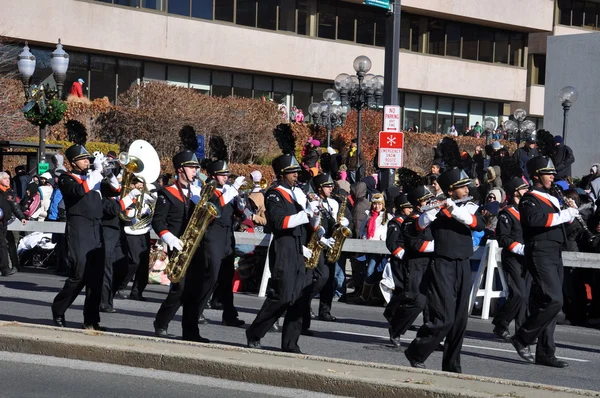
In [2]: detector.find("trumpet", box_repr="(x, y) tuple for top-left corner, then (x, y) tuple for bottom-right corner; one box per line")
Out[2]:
(237, 177), (269, 195)
(421, 196), (473, 212)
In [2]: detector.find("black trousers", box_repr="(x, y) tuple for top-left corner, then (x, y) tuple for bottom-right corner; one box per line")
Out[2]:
(246, 285), (312, 352)
(101, 226), (128, 309)
(0, 223), (9, 274)
(406, 257), (471, 373)
(302, 253), (335, 330)
(493, 253), (531, 333)
(52, 217), (104, 324)
(122, 233), (150, 296)
(209, 253), (238, 321)
(6, 230), (19, 270)
(514, 241), (564, 359)
(154, 279), (184, 330)
(388, 257), (429, 338)
(562, 267), (588, 325)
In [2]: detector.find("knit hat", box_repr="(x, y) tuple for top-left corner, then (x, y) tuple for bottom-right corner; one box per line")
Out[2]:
(487, 188), (504, 204)
(492, 141), (503, 151)
(311, 139), (320, 147)
(554, 136), (564, 144)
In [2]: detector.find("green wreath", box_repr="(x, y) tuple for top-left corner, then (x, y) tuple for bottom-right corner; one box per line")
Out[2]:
(24, 98), (67, 127)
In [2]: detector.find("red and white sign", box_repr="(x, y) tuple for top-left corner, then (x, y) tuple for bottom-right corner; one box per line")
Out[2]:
(378, 131), (404, 168)
(383, 105), (401, 132)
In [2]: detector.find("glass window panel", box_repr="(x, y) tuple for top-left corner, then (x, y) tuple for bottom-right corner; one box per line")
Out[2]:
(257, 0), (277, 30)
(533, 54), (546, 85)
(274, 78), (292, 93)
(439, 115), (452, 134)
(237, 0), (257, 27)
(558, 0), (572, 25)
(438, 97), (452, 115)
(313, 83), (331, 101)
(400, 14), (410, 50)
(485, 102), (499, 118)
(117, 59), (141, 97)
(318, 0), (336, 40)
(142, 0), (165, 11)
(234, 73), (252, 89)
(404, 110), (419, 131)
(404, 93), (420, 110)
(30, 48), (53, 87)
(494, 31), (509, 64)
(168, 0), (190, 16)
(278, 0), (296, 32)
(215, 0), (234, 22)
(454, 99), (468, 116)
(254, 75), (272, 92)
(65, 53), (89, 99)
(469, 100), (483, 127)
(510, 33), (524, 67)
(410, 18), (421, 52)
(462, 24), (478, 61)
(572, 0), (584, 26)
(115, 0), (141, 7)
(90, 55), (117, 103)
(167, 65), (189, 87)
(357, 13), (375, 45)
(422, 113), (435, 132)
(375, 14), (386, 47)
(297, 0), (308, 35)
(453, 116), (467, 135)
(337, 3), (355, 41)
(478, 28), (493, 63)
(427, 19), (445, 56)
(234, 87), (252, 97)
(212, 85), (232, 97)
(192, 0), (213, 19)
(190, 68), (210, 93)
(96, 0), (112, 3)
(212, 71), (232, 97)
(446, 22), (460, 57)
(584, 1), (597, 28)
(144, 62), (166, 81)
(421, 95), (436, 113)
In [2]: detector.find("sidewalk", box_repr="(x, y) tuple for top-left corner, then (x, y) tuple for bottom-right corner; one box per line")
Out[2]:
(0, 322), (597, 397)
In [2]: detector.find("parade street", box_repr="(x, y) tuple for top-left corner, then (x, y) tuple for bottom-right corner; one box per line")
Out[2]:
(1, 269), (598, 393)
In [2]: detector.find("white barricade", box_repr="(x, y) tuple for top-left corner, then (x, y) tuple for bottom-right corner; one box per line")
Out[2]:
(468, 240), (508, 320)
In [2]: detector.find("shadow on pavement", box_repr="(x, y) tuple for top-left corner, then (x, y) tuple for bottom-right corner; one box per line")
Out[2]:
(0, 280), (63, 294)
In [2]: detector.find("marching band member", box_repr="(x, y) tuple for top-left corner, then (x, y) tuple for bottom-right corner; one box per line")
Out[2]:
(405, 168), (484, 372)
(246, 125), (320, 353)
(509, 156), (576, 368)
(492, 177), (531, 341)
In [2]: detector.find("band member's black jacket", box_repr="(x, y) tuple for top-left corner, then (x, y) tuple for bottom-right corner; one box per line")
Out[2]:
(153, 183), (197, 239)
(496, 204), (524, 254)
(385, 215), (406, 289)
(0, 185), (26, 275)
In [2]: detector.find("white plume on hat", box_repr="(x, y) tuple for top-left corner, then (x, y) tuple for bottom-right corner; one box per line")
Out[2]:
(251, 170), (262, 183)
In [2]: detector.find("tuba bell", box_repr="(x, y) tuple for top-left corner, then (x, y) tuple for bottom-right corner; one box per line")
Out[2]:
(118, 140), (161, 227)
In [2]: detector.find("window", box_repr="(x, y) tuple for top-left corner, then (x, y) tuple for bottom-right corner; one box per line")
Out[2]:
(144, 62), (166, 81)
(168, 0), (190, 16)
(115, 0), (140, 7)
(337, 3), (355, 41)
(273, 78), (291, 106)
(469, 101), (483, 128)
(375, 14), (386, 47)
(446, 22), (461, 57)
(400, 15), (410, 50)
(237, 0), (257, 27)
(65, 53), (89, 99)
(584, 1), (598, 28)
(190, 68), (210, 94)
(357, 13), (375, 45)
(212, 71), (232, 97)
(257, 0), (277, 30)
(438, 97), (453, 134)
(318, 0), (336, 40)
(254, 75), (272, 99)
(421, 95), (436, 132)
(427, 19), (445, 56)
(572, 0), (585, 26)
(478, 28), (493, 63)
(531, 54), (546, 85)
(494, 32), (509, 64)
(510, 33), (524, 67)
(278, 0), (296, 32)
(117, 59), (141, 97)
(292, 80), (311, 119)
(462, 25), (478, 61)
(90, 55), (117, 103)
(559, 0), (572, 25)
(410, 18), (421, 52)
(297, 0), (308, 35)
(142, 0), (164, 11)
(233, 73), (253, 98)
(192, 0), (213, 19)
(215, 0), (234, 22)
(167, 65), (189, 87)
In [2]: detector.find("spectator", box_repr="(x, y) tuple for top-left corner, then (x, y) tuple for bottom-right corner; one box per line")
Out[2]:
(449, 125), (458, 136)
(20, 182), (43, 220)
(486, 188), (505, 205)
(335, 166), (350, 195)
(553, 135), (575, 180)
(50, 154), (67, 179)
(301, 139), (321, 176)
(289, 106), (297, 122)
(344, 139), (364, 184)
(582, 163), (600, 202)
(473, 121), (483, 137)
(69, 78), (85, 98)
(247, 170), (267, 232)
(295, 109), (304, 123)
(13, 165), (30, 201)
(513, 137), (539, 181)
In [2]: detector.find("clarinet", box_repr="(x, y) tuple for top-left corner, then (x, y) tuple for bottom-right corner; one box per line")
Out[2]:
(551, 183), (596, 243)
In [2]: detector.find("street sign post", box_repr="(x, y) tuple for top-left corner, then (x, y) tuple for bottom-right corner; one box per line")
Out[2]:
(383, 105), (401, 132)
(37, 162), (49, 175)
(378, 131), (404, 169)
(365, 0), (390, 10)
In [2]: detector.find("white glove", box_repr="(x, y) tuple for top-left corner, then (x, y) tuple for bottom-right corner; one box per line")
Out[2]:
(92, 153), (104, 171)
(451, 204), (475, 226)
(445, 198), (456, 213)
(302, 245), (313, 259)
(162, 232), (183, 252)
(86, 169), (103, 192)
(510, 243), (525, 256)
(309, 214), (321, 229)
(554, 208), (579, 225)
(307, 200), (320, 214)
(394, 248), (405, 260)
(232, 176), (245, 191)
(315, 226), (326, 239)
(340, 217), (350, 227)
(128, 188), (141, 200)
(236, 195), (247, 212)
(320, 236), (335, 248)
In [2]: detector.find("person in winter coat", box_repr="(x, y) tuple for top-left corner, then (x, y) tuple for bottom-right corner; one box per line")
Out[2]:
(20, 182), (43, 220)
(37, 172), (54, 221)
(1, 171), (27, 276)
(350, 182), (370, 239)
(552, 136), (575, 180)
(513, 137), (539, 181)
(302, 140), (321, 176)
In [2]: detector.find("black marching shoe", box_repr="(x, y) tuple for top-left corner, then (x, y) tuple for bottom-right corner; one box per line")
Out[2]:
(493, 326), (512, 343)
(153, 321), (175, 338)
(52, 313), (66, 328)
(388, 328), (402, 349)
(198, 314), (208, 325)
(222, 318), (245, 327)
(128, 293), (147, 302)
(210, 301), (224, 311)
(510, 336), (535, 363)
(247, 339), (262, 349)
(536, 356), (569, 368)
(114, 290), (129, 300)
(83, 323), (107, 331)
(100, 306), (117, 313)
(404, 351), (426, 369)
(318, 313), (337, 322)
(283, 347), (303, 354)
(301, 329), (314, 337)
(183, 335), (210, 344)
(1, 268), (16, 277)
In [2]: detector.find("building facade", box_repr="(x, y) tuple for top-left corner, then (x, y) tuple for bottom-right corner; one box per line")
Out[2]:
(0, 0), (590, 135)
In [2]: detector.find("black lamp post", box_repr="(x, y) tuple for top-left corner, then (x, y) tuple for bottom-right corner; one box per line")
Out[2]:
(334, 56), (384, 182)
(308, 89), (349, 148)
(503, 108), (536, 145)
(558, 86), (578, 145)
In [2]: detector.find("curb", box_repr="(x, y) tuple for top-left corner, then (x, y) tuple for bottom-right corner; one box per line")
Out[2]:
(0, 322), (597, 398)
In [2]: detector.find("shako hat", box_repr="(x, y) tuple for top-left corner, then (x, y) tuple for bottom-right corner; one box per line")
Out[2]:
(437, 168), (470, 193)
(407, 186), (434, 207)
(312, 173), (334, 189)
(505, 177), (529, 195)
(527, 156), (556, 177)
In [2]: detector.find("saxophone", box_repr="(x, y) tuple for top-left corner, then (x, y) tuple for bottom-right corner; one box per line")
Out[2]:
(326, 194), (352, 263)
(166, 180), (221, 283)
(304, 193), (326, 270)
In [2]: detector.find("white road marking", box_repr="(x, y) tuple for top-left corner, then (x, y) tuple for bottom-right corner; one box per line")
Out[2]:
(332, 331), (590, 363)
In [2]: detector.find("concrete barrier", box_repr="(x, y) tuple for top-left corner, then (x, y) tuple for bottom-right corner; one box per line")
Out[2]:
(0, 322), (596, 398)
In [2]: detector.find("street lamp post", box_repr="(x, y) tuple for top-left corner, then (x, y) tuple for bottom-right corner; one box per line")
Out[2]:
(503, 108), (536, 145)
(334, 56), (384, 182)
(558, 86), (578, 145)
(483, 117), (496, 146)
(308, 89), (349, 148)
(17, 40), (69, 166)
